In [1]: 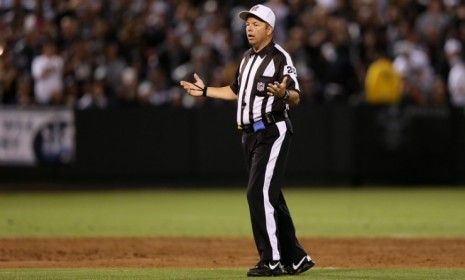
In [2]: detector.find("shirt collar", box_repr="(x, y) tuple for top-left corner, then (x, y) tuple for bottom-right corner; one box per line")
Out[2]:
(252, 41), (274, 58)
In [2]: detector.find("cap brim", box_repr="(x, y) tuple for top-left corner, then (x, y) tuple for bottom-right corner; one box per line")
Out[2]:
(239, 11), (254, 21)
(239, 10), (268, 24)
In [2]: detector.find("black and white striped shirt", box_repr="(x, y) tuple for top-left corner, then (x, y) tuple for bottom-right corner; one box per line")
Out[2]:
(230, 41), (300, 126)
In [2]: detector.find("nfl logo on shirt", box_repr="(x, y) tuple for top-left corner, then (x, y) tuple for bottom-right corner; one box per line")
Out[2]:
(257, 82), (265, 92)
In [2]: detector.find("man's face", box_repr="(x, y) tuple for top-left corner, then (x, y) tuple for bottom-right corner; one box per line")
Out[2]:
(43, 44), (56, 56)
(245, 16), (271, 47)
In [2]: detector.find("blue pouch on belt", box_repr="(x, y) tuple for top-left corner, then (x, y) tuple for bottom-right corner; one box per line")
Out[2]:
(252, 120), (266, 132)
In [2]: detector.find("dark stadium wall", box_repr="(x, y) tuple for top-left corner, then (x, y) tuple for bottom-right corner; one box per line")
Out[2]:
(1, 104), (465, 187)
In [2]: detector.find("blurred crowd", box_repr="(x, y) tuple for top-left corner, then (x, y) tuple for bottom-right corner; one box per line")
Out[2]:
(1, 0), (465, 109)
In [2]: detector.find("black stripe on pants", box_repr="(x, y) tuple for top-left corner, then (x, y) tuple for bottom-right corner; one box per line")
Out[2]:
(242, 120), (307, 264)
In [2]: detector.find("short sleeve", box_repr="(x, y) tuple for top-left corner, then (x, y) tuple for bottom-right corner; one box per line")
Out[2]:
(277, 54), (300, 93)
(229, 64), (240, 95)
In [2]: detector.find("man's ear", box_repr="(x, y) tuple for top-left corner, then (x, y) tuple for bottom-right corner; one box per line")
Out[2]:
(266, 25), (273, 36)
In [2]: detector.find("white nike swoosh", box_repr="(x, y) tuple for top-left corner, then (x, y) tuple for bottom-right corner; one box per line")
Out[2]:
(292, 256), (309, 270)
(268, 262), (279, 270)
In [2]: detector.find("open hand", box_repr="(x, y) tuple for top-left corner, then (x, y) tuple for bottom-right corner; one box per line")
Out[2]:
(179, 73), (205, 97)
(266, 76), (288, 98)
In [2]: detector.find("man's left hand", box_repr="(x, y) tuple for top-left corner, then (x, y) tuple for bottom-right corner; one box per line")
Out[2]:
(267, 76), (288, 98)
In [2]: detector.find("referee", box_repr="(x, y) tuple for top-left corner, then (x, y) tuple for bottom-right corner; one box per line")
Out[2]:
(180, 4), (314, 277)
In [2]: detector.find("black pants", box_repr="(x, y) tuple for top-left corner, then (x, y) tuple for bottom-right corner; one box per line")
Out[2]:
(242, 120), (307, 264)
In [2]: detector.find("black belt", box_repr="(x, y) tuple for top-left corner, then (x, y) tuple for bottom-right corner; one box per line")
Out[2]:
(238, 111), (289, 133)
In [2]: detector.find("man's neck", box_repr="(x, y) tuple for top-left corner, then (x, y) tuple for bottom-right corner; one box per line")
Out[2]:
(252, 37), (273, 53)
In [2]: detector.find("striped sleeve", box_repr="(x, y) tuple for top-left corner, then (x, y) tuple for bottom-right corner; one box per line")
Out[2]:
(230, 65), (240, 94)
(274, 44), (300, 93)
(230, 55), (248, 95)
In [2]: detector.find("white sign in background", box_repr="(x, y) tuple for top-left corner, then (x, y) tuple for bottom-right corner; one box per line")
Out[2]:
(0, 108), (75, 166)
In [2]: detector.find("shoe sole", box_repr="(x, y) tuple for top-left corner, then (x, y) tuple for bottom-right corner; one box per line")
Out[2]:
(247, 270), (286, 277)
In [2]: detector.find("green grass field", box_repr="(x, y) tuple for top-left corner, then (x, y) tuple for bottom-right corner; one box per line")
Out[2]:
(1, 268), (465, 280)
(1, 188), (465, 237)
(1, 187), (465, 279)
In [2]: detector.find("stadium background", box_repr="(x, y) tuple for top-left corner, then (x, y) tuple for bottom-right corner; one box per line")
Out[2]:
(1, 0), (465, 279)
(1, 0), (465, 185)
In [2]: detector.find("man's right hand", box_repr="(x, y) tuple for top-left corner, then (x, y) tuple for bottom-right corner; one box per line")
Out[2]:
(180, 73), (206, 97)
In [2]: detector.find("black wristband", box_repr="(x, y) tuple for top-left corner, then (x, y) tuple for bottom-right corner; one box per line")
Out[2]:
(192, 83), (207, 97)
(282, 90), (290, 100)
(202, 86), (207, 97)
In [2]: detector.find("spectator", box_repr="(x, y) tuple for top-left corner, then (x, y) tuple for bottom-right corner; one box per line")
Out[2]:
(102, 43), (127, 97)
(393, 41), (444, 105)
(31, 41), (64, 105)
(414, 0), (451, 74)
(365, 55), (403, 105)
(0, 1), (463, 108)
(444, 38), (465, 107)
(16, 75), (33, 106)
(266, 0), (289, 43)
(320, 16), (360, 102)
(0, 49), (18, 104)
(77, 79), (108, 110)
(415, 0), (450, 46)
(116, 66), (139, 107)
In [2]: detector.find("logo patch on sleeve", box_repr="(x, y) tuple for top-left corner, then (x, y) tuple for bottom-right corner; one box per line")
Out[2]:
(283, 65), (297, 76)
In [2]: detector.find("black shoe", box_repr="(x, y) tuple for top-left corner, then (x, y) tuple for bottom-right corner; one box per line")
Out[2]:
(287, 255), (315, 275)
(247, 260), (286, 277)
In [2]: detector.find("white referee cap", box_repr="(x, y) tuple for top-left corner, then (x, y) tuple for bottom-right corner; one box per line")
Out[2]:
(239, 4), (275, 29)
